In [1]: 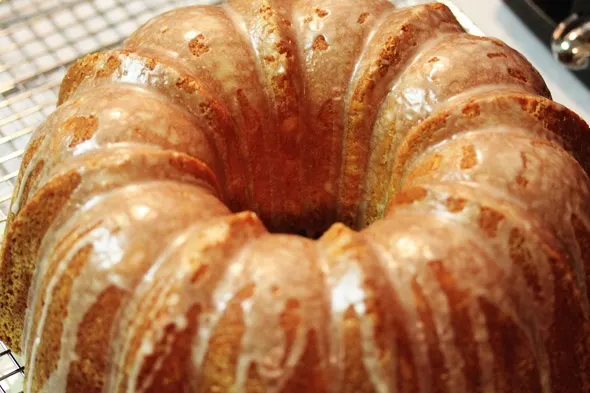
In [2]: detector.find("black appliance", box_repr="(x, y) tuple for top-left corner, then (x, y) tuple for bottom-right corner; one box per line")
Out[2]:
(505, 0), (590, 87)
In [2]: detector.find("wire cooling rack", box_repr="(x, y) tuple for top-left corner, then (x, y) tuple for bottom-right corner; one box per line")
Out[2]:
(0, 341), (23, 393)
(0, 0), (478, 391)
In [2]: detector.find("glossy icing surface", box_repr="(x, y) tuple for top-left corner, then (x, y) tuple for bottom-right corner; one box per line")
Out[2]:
(0, 0), (589, 393)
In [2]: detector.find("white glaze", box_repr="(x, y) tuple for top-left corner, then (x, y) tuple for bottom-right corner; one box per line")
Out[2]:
(1, 1), (588, 393)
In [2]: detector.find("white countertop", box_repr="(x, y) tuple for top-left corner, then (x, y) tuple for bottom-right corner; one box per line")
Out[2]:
(451, 0), (590, 123)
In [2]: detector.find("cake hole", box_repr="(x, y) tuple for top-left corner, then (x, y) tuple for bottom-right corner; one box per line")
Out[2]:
(461, 103), (480, 118)
(314, 8), (328, 17)
(445, 196), (466, 212)
(188, 34), (210, 57)
(478, 206), (504, 237)
(312, 35), (329, 51)
(357, 12), (370, 24)
(516, 175), (529, 187)
(145, 58), (157, 70)
(460, 144), (477, 169)
(63, 115), (99, 148)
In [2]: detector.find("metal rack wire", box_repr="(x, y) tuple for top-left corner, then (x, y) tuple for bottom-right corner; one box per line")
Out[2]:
(0, 0), (478, 391)
(0, 342), (23, 393)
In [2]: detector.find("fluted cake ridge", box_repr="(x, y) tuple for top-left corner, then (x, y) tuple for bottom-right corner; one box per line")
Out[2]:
(1, 1), (590, 392)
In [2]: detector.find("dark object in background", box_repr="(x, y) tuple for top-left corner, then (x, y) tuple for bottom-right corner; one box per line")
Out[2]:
(505, 0), (590, 87)
(533, 0), (576, 22)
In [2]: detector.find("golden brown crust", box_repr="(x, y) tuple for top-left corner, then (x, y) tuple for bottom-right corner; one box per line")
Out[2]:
(58, 53), (103, 105)
(56, 49), (247, 212)
(387, 182), (590, 391)
(24, 182), (230, 393)
(1, 149), (220, 354)
(361, 32), (552, 226)
(392, 92), (590, 195)
(339, 4), (464, 228)
(2, 1), (590, 392)
(0, 173), (81, 352)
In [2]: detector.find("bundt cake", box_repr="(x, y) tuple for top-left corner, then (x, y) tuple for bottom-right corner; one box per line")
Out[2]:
(1, 0), (590, 392)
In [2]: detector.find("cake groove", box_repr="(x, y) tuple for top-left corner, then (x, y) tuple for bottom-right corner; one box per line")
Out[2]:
(1, 1), (590, 392)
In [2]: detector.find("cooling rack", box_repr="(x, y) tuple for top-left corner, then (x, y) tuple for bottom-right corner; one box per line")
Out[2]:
(0, 0), (478, 391)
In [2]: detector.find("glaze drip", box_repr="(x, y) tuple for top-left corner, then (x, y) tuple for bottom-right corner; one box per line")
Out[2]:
(0, 1), (589, 393)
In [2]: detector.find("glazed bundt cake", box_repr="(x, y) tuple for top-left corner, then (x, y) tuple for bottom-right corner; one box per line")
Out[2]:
(1, 0), (590, 392)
